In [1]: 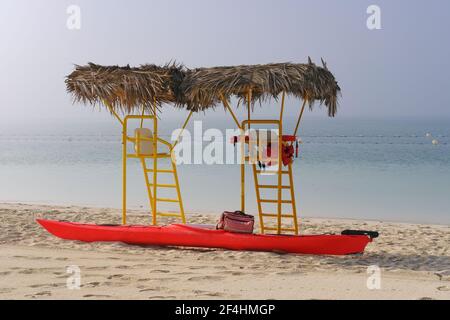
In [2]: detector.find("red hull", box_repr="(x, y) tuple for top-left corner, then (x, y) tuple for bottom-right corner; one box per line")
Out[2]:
(37, 219), (372, 255)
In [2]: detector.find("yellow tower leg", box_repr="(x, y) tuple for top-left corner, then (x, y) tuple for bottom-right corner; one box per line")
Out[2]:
(252, 163), (265, 233)
(276, 142), (283, 235)
(122, 119), (127, 225)
(288, 163), (299, 234)
(152, 119), (158, 225)
(171, 157), (186, 224)
(140, 158), (155, 220)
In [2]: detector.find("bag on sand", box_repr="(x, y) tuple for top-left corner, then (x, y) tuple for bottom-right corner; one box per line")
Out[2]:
(216, 211), (254, 234)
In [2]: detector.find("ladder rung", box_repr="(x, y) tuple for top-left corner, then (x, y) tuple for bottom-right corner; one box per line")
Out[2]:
(148, 183), (177, 188)
(260, 199), (292, 204)
(156, 212), (182, 217)
(257, 185), (291, 189)
(155, 154), (171, 158)
(263, 227), (297, 232)
(255, 170), (289, 174)
(261, 213), (295, 218)
(145, 169), (174, 173)
(245, 158), (279, 162)
(127, 153), (171, 159)
(156, 198), (179, 203)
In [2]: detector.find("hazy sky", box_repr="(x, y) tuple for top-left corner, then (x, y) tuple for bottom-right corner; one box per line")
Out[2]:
(1, 0), (449, 126)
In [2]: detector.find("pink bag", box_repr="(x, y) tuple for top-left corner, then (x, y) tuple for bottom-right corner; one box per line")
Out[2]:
(216, 211), (254, 234)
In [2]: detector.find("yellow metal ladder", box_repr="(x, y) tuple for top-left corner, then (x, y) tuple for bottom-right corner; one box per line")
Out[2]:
(123, 114), (186, 225)
(252, 163), (299, 235)
(222, 91), (304, 236)
(240, 118), (299, 236)
(139, 154), (186, 225)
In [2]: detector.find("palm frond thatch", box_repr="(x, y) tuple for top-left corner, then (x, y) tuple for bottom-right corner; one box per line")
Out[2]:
(180, 61), (340, 116)
(66, 62), (185, 113)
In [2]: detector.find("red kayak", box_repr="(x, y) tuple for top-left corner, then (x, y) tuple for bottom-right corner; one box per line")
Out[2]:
(37, 219), (377, 255)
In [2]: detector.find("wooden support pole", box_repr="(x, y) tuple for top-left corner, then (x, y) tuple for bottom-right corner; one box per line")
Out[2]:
(171, 110), (194, 150)
(102, 99), (124, 125)
(279, 91), (286, 122)
(140, 105), (145, 128)
(293, 99), (307, 136)
(247, 90), (252, 128)
(220, 94), (241, 129)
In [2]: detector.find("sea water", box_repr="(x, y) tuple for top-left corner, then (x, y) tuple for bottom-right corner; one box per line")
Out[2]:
(0, 116), (449, 225)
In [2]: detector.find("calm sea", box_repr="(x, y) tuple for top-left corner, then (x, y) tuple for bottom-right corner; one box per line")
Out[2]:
(1, 116), (449, 224)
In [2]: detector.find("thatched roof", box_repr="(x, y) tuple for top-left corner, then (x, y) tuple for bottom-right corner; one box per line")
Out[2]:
(66, 62), (184, 113)
(66, 59), (340, 116)
(180, 60), (340, 116)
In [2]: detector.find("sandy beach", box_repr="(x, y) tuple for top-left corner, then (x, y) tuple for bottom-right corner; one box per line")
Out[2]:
(0, 202), (449, 300)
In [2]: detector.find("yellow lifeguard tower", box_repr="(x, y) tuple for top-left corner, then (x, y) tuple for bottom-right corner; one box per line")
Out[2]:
(66, 63), (189, 225)
(180, 60), (340, 235)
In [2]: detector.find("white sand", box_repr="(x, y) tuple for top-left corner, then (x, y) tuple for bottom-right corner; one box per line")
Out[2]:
(0, 203), (449, 299)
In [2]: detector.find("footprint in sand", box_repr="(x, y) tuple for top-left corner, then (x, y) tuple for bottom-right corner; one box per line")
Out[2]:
(148, 295), (176, 299)
(83, 294), (111, 298)
(188, 275), (224, 281)
(54, 257), (68, 261)
(273, 271), (305, 276)
(26, 291), (52, 298)
(213, 266), (227, 270)
(18, 269), (35, 275)
(139, 287), (167, 292)
(131, 263), (150, 268)
(215, 271), (244, 276)
(193, 290), (223, 297)
(0, 288), (15, 294)
(106, 274), (132, 281)
(151, 269), (170, 273)
(83, 282), (101, 288)
(14, 255), (50, 260)
(29, 283), (62, 289)
(437, 286), (449, 291)
(187, 266), (203, 270)
(173, 272), (195, 276)
(86, 266), (109, 271)
(153, 277), (178, 281)
(115, 265), (131, 270)
(137, 278), (153, 282)
(193, 289), (207, 294)
(203, 292), (223, 297)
